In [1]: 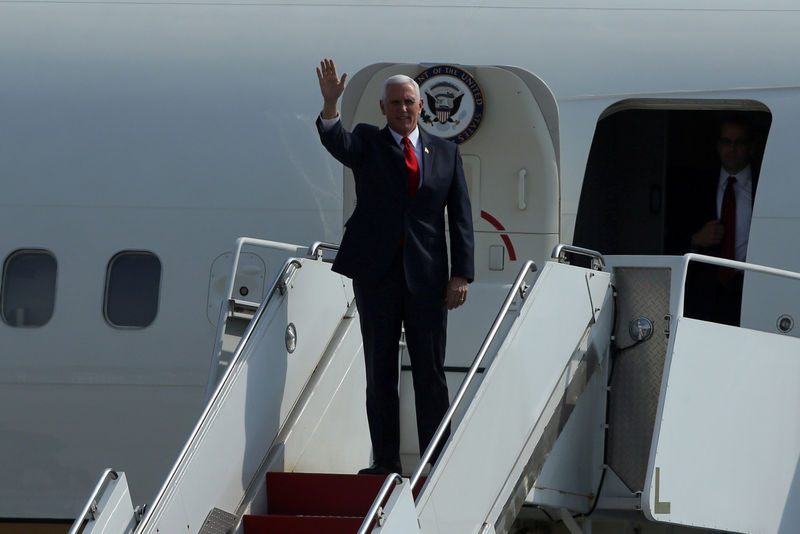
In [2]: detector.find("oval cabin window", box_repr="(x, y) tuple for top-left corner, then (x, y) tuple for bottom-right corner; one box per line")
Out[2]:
(1, 249), (58, 327)
(104, 251), (161, 328)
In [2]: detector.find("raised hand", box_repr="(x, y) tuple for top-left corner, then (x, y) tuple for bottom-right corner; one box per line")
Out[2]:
(316, 58), (348, 119)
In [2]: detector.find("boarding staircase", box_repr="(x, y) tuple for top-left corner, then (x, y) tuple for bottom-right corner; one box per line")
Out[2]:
(71, 241), (800, 534)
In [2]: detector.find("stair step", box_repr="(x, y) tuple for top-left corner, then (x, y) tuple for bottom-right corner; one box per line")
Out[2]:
(267, 472), (385, 516)
(243, 514), (365, 534)
(243, 471), (427, 534)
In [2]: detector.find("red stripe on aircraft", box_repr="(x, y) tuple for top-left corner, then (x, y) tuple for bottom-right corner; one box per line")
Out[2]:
(480, 210), (517, 261)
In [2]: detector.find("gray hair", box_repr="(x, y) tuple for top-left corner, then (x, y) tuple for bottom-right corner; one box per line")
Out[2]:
(382, 74), (420, 101)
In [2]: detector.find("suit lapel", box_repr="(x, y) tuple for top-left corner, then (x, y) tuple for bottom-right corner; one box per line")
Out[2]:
(381, 126), (409, 196)
(380, 125), (399, 149)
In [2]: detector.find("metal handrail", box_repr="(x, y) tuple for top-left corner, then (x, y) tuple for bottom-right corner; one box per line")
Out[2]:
(678, 252), (800, 317)
(551, 243), (605, 269)
(307, 241), (340, 261)
(135, 257), (302, 534)
(223, 238), (306, 305)
(355, 474), (404, 534)
(410, 260), (537, 490)
(683, 253), (800, 280)
(355, 261), (538, 532)
(68, 468), (119, 534)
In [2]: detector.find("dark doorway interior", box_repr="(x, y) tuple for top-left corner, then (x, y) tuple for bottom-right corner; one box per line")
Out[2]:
(573, 106), (771, 256)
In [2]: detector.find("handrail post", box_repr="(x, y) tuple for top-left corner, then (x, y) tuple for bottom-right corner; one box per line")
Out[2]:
(307, 241), (340, 262)
(355, 474), (403, 534)
(68, 469), (119, 534)
(551, 243), (605, 269)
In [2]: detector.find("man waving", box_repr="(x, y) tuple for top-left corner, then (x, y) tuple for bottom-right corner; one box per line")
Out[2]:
(315, 58), (474, 475)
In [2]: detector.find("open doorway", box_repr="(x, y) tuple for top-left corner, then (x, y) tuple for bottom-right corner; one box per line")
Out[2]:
(573, 101), (771, 256)
(574, 101), (772, 325)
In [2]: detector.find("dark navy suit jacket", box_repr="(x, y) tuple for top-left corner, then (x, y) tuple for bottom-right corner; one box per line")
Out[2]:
(675, 167), (757, 324)
(316, 117), (474, 295)
(672, 167), (757, 257)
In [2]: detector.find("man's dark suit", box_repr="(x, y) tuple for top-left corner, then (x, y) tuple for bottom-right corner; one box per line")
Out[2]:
(316, 117), (474, 467)
(678, 169), (757, 326)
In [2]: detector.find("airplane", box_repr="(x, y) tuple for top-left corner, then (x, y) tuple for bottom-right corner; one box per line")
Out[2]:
(2, 1), (799, 533)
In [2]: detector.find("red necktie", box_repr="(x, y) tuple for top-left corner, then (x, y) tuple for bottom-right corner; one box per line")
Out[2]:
(719, 176), (737, 283)
(402, 137), (420, 199)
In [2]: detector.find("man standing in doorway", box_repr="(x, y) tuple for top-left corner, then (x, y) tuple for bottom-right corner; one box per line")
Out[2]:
(315, 58), (474, 475)
(684, 117), (757, 326)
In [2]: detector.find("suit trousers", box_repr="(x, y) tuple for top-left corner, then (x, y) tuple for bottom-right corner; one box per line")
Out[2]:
(353, 249), (451, 466)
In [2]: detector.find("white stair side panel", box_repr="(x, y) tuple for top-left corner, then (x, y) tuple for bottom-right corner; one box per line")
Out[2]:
(491, 279), (613, 531)
(374, 481), (421, 534)
(237, 310), (370, 518)
(416, 261), (611, 534)
(526, 352), (609, 512)
(283, 311), (371, 473)
(643, 317), (800, 533)
(82, 473), (136, 534)
(400, 281), (517, 464)
(139, 259), (351, 534)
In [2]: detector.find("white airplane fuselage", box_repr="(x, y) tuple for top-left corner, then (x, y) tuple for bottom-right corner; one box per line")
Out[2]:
(2, 0), (799, 523)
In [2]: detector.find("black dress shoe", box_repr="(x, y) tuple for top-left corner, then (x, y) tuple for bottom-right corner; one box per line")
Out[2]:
(358, 461), (403, 475)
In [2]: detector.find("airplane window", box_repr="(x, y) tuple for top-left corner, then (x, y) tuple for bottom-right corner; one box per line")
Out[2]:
(1, 250), (57, 327)
(104, 251), (161, 328)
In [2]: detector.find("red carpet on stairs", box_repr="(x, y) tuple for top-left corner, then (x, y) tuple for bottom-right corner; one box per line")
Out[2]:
(242, 472), (424, 534)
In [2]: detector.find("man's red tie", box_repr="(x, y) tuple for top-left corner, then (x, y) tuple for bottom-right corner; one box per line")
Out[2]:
(719, 176), (737, 283)
(402, 137), (420, 199)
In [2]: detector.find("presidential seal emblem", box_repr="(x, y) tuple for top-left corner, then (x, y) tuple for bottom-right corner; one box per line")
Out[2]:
(414, 65), (484, 144)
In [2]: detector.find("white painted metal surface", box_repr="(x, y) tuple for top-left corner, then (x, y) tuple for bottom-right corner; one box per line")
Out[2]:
(415, 261), (612, 533)
(526, 357), (608, 512)
(559, 508), (586, 534)
(231, 303), (371, 524)
(489, 264), (613, 531)
(76, 472), (136, 534)
(206, 238), (309, 400)
(275, 305), (370, 475)
(135, 258), (354, 534)
(643, 317), (800, 533)
(372, 481), (421, 534)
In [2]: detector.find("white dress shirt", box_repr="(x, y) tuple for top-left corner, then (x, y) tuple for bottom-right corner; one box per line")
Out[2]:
(715, 165), (753, 262)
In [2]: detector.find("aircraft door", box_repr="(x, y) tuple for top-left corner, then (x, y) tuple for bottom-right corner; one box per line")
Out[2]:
(340, 63), (560, 283)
